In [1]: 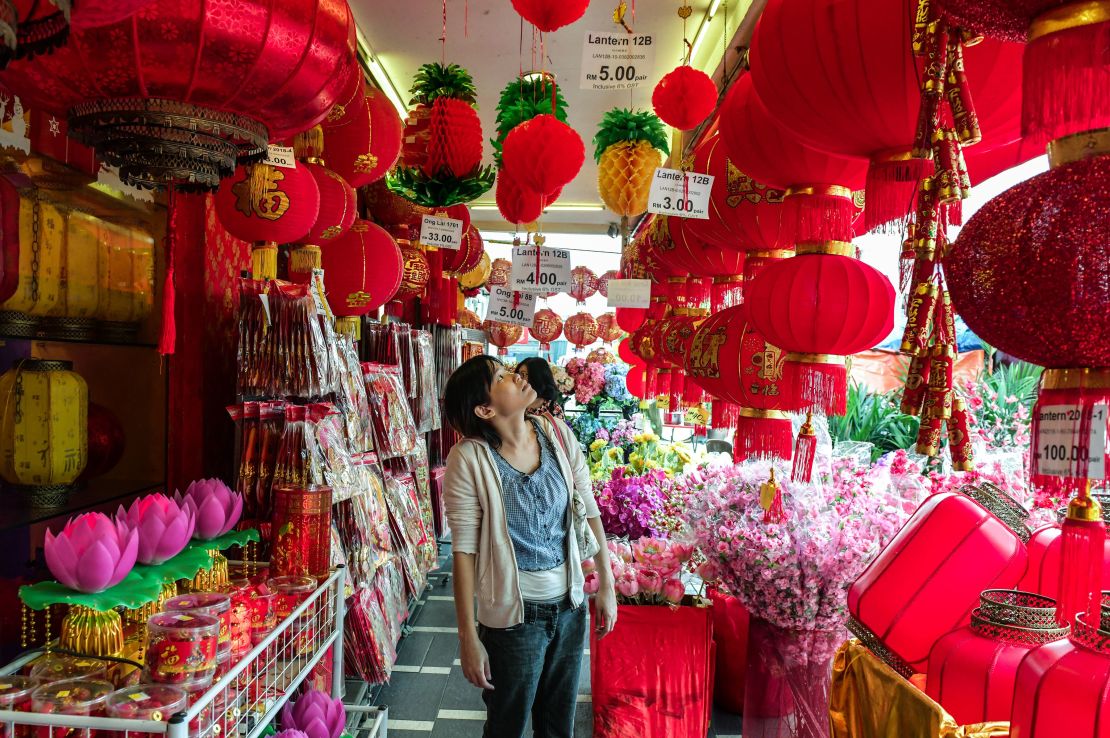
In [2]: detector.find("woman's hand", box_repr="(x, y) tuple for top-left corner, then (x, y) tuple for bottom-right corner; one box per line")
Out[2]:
(460, 631), (495, 690)
(593, 581), (618, 639)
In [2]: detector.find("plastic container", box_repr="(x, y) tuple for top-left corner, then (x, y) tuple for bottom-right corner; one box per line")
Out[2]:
(29, 655), (109, 684)
(0, 676), (38, 738)
(164, 592), (233, 655)
(144, 612), (220, 685)
(30, 679), (114, 738)
(220, 579), (253, 657)
(267, 576), (317, 658)
(247, 589), (277, 646)
(926, 590), (1069, 724)
(105, 684), (187, 738)
(847, 491), (1028, 671)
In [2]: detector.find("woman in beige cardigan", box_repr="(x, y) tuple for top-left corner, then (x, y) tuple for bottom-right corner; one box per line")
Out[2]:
(443, 355), (618, 738)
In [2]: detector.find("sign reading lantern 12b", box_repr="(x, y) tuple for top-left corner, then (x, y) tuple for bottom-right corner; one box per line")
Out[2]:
(511, 246), (572, 294)
(1034, 403), (1109, 479)
(647, 167), (713, 219)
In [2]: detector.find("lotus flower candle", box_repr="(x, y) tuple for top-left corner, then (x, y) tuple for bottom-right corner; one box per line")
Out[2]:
(281, 690), (345, 738)
(273, 730), (310, 738)
(117, 494), (196, 565)
(44, 513), (138, 593)
(176, 479), (243, 540)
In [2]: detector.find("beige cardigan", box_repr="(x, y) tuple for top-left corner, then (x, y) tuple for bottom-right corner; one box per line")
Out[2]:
(444, 415), (601, 629)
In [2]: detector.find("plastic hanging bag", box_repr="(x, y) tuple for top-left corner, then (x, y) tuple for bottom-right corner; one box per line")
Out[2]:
(363, 363), (419, 459)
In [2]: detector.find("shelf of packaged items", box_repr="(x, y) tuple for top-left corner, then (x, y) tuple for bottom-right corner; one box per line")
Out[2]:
(0, 566), (346, 738)
(0, 478), (165, 532)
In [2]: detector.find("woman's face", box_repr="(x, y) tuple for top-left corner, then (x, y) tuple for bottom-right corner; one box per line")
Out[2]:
(479, 362), (537, 419)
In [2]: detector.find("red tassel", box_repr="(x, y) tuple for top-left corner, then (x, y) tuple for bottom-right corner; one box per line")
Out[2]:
(733, 412), (793, 462)
(791, 412), (817, 483)
(669, 372), (684, 413)
(1057, 490), (1106, 627)
(782, 191), (857, 244)
(159, 186), (178, 356)
(711, 400), (741, 430)
(1023, 21), (1110, 144)
(786, 357), (847, 416)
(864, 156), (935, 233)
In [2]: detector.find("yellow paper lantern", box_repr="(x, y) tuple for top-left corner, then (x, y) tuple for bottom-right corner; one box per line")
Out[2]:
(0, 196), (66, 335)
(458, 251), (491, 291)
(0, 359), (88, 506)
(97, 219), (154, 339)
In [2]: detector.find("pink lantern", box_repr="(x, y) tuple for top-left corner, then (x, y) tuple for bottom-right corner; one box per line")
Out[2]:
(568, 266), (599, 302)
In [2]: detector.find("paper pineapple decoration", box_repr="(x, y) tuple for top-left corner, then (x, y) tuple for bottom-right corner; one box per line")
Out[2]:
(594, 108), (669, 218)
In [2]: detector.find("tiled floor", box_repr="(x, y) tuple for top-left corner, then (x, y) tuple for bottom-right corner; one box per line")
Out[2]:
(369, 557), (744, 737)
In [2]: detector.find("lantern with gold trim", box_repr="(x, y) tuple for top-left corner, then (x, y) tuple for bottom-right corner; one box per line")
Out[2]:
(531, 308), (563, 351)
(459, 252), (492, 293)
(319, 220), (402, 339)
(568, 266), (599, 303)
(289, 126), (357, 282)
(483, 319), (524, 356)
(564, 311), (599, 349)
(322, 77), (403, 188)
(596, 312), (623, 344)
(394, 239), (432, 303)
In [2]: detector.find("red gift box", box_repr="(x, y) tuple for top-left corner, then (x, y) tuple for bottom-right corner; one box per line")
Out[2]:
(590, 600), (714, 738)
(708, 587), (750, 715)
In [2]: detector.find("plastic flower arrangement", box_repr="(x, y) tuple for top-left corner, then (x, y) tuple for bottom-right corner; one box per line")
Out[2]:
(583, 537), (694, 606)
(603, 363), (632, 403)
(594, 467), (674, 540)
(551, 364), (574, 394)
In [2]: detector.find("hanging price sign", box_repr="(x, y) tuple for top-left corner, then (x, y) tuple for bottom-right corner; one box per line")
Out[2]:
(606, 279), (652, 308)
(510, 246), (572, 293)
(419, 214), (464, 250)
(486, 286), (536, 327)
(647, 168), (713, 219)
(1033, 403), (1109, 479)
(580, 31), (655, 91)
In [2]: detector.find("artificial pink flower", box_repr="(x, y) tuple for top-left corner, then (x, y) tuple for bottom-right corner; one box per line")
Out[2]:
(636, 568), (663, 596)
(45, 512), (139, 593)
(615, 570), (639, 598)
(584, 572), (600, 594)
(663, 578), (685, 604)
(117, 493), (195, 565)
(176, 478), (243, 540)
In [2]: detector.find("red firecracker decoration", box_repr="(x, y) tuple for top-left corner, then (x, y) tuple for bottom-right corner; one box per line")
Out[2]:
(488, 258), (513, 288)
(652, 66), (717, 131)
(531, 308), (563, 350)
(320, 220), (403, 337)
(596, 312), (623, 343)
(323, 78), (404, 188)
(569, 266), (599, 302)
(483, 319), (524, 355)
(746, 248), (895, 415)
(511, 0), (590, 32)
(501, 114), (585, 196)
(598, 270), (619, 298)
(564, 312), (599, 348)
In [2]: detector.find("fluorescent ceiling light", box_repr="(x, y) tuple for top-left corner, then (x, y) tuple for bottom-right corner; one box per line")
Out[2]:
(708, 0), (723, 18)
(355, 26), (407, 118)
(471, 203), (606, 212)
(688, 17), (711, 61)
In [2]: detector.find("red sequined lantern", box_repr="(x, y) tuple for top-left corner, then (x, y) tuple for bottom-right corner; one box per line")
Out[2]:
(531, 308), (563, 351)
(323, 80), (403, 188)
(568, 266), (599, 302)
(501, 114), (585, 196)
(1, 0), (355, 189)
(488, 258), (512, 288)
(395, 243), (431, 301)
(596, 312), (623, 343)
(652, 65), (716, 131)
(746, 249), (895, 415)
(510, 0), (589, 32)
(483, 319), (524, 355)
(564, 312), (599, 348)
(320, 220), (402, 331)
(214, 162), (321, 244)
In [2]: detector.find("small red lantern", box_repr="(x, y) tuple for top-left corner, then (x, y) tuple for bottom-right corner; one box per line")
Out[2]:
(323, 80), (404, 188)
(626, 360), (648, 401)
(564, 312), (599, 349)
(596, 313), (623, 344)
(746, 248), (895, 415)
(569, 266), (599, 302)
(501, 114), (585, 196)
(510, 0), (589, 32)
(616, 306), (647, 333)
(617, 338), (638, 364)
(214, 162), (322, 244)
(483, 319), (524, 355)
(297, 129), (358, 245)
(598, 270), (620, 298)
(531, 308), (563, 351)
(320, 220), (403, 337)
(488, 258), (513, 288)
(395, 243), (431, 301)
(652, 65), (717, 131)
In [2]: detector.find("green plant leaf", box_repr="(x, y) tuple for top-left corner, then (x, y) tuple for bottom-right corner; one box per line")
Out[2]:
(387, 165), (496, 207)
(410, 63), (478, 106)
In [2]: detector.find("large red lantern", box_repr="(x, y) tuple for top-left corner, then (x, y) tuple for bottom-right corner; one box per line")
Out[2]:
(320, 220), (403, 336)
(323, 80), (403, 188)
(483, 319), (524, 355)
(10, 0), (157, 60)
(568, 266), (599, 303)
(501, 114), (585, 196)
(564, 312), (599, 349)
(682, 137), (735, 251)
(617, 338), (638, 365)
(495, 169), (552, 226)
(652, 65), (716, 131)
(746, 248), (895, 415)
(1, 0), (355, 189)
(616, 306), (646, 333)
(511, 0), (589, 32)
(697, 139), (789, 253)
(531, 308), (563, 351)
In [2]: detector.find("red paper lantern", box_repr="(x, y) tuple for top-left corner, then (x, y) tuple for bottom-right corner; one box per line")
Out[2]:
(1, 0), (355, 189)
(568, 266), (599, 302)
(531, 308), (563, 350)
(683, 137), (736, 250)
(443, 224), (484, 276)
(595, 313), (623, 344)
(720, 75), (868, 245)
(696, 138), (789, 253)
(501, 114), (585, 196)
(11, 0), (157, 58)
(81, 402), (125, 480)
(70, 0), (155, 28)
(598, 270), (620, 298)
(483, 319), (524, 355)
(320, 220), (403, 319)
(652, 65), (716, 131)
(1019, 522), (1110, 600)
(404, 96), (483, 178)
(395, 243), (431, 301)
(496, 169), (548, 225)
(564, 312), (599, 348)
(510, 0), (589, 32)
(488, 258), (512, 288)
(457, 307), (482, 329)
(299, 163), (357, 246)
(616, 306), (646, 333)
(323, 81), (403, 188)
(617, 338), (639, 364)
(214, 162), (321, 244)
(626, 360), (648, 400)
(746, 249), (895, 415)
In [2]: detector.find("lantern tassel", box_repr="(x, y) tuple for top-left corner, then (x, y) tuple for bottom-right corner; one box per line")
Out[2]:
(760, 468), (786, 524)
(791, 412), (817, 483)
(1057, 486), (1105, 627)
(864, 156), (934, 233)
(788, 357), (848, 416)
(289, 245), (322, 281)
(252, 242), (278, 282)
(783, 191), (857, 244)
(1023, 20), (1110, 143)
(733, 412), (793, 463)
(712, 400), (741, 430)
(159, 187), (178, 356)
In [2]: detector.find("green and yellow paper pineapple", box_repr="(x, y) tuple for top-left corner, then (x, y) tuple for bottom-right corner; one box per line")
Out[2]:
(594, 108), (669, 217)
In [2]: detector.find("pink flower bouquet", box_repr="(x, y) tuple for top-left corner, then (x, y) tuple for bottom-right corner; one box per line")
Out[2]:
(584, 537), (693, 607)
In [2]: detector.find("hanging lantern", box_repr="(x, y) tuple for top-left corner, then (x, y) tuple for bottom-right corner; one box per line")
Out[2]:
(652, 65), (717, 131)
(564, 312), (599, 349)
(322, 79), (404, 188)
(501, 114), (585, 197)
(483, 319), (524, 355)
(625, 360), (648, 401)
(288, 126), (357, 281)
(394, 241), (431, 302)
(511, 0), (589, 32)
(319, 220), (402, 338)
(597, 270), (620, 298)
(488, 258), (513, 289)
(0, 0), (356, 189)
(457, 306), (482, 329)
(746, 248), (895, 415)
(9, 0), (158, 62)
(615, 306), (646, 333)
(531, 308), (563, 351)
(596, 313), (623, 343)
(697, 139), (789, 253)
(594, 108), (669, 218)
(568, 266), (599, 302)
(443, 224), (484, 277)
(682, 136), (737, 251)
(82, 402), (125, 481)
(496, 169), (550, 226)
(459, 252), (492, 291)
(617, 338), (639, 365)
(0, 358), (87, 507)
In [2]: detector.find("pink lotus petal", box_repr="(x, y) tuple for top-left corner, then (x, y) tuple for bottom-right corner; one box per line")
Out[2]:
(74, 539), (117, 592)
(44, 529), (79, 589)
(195, 495), (228, 539)
(111, 527), (139, 586)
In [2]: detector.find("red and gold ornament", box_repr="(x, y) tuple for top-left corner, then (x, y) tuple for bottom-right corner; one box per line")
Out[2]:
(596, 312), (623, 343)
(564, 312), (599, 349)
(531, 308), (563, 351)
(320, 220), (403, 337)
(323, 78), (404, 188)
(568, 266), (599, 302)
(483, 319), (524, 355)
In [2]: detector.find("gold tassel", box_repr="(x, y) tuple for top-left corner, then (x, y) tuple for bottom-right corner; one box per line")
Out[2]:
(289, 245), (322, 274)
(59, 606), (124, 658)
(335, 316), (362, 341)
(294, 125), (326, 163)
(252, 242), (278, 281)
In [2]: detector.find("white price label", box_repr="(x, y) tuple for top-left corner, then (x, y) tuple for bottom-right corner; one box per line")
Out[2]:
(647, 168), (714, 219)
(263, 144), (296, 169)
(606, 278), (652, 309)
(486, 286), (536, 328)
(419, 214), (464, 250)
(511, 246), (572, 294)
(580, 31), (655, 91)
(1034, 403), (1109, 479)
(311, 268), (329, 317)
(259, 294), (272, 328)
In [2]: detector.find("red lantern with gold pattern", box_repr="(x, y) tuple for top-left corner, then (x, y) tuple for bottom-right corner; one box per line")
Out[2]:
(457, 306), (482, 329)
(297, 129), (358, 245)
(564, 312), (599, 349)
(596, 312), (623, 344)
(443, 224), (484, 276)
(483, 319), (524, 355)
(214, 162), (322, 245)
(568, 266), (599, 303)
(395, 242), (431, 301)
(531, 308), (563, 351)
(320, 220), (402, 335)
(323, 79), (404, 188)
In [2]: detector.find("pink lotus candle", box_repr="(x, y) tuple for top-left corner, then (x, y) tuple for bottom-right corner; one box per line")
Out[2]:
(144, 612), (219, 686)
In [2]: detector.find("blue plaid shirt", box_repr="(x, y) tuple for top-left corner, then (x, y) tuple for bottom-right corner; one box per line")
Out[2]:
(490, 419), (569, 572)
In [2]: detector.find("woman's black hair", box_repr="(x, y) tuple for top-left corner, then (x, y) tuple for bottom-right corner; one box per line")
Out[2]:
(443, 354), (504, 448)
(517, 357), (562, 407)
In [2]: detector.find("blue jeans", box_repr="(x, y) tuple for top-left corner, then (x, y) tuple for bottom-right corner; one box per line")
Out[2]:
(478, 597), (586, 738)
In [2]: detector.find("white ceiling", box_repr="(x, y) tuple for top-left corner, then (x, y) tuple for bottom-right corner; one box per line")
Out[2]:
(351, 0), (742, 234)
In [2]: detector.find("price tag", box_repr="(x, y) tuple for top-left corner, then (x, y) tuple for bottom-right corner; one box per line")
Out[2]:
(486, 286), (536, 328)
(263, 144), (296, 169)
(1034, 403), (1109, 479)
(647, 168), (714, 219)
(311, 268), (330, 317)
(511, 246), (572, 294)
(419, 214), (464, 250)
(606, 278), (651, 308)
(259, 294), (272, 328)
(130, 692), (151, 702)
(580, 31), (655, 91)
